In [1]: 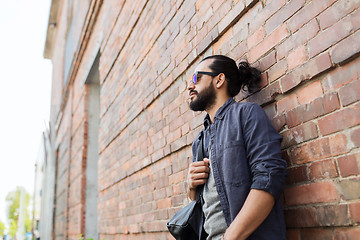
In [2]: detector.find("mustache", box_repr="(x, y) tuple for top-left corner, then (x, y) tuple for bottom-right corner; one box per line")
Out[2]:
(189, 90), (198, 96)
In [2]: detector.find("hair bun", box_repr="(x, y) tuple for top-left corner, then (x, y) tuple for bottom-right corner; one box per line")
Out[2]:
(238, 61), (261, 93)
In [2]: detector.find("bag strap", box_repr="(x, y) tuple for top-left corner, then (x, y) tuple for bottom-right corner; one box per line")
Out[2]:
(195, 131), (205, 201)
(196, 131), (204, 162)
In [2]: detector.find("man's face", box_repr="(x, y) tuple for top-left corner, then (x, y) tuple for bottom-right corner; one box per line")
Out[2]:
(188, 60), (217, 111)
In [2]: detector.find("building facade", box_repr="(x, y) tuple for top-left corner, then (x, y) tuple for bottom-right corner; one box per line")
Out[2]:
(42, 0), (360, 239)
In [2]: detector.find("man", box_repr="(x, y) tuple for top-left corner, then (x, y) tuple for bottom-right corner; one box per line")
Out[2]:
(187, 55), (287, 240)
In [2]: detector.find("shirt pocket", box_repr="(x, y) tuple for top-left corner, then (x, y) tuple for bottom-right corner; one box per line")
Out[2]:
(218, 140), (251, 186)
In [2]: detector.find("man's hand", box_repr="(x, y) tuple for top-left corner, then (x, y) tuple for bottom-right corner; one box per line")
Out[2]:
(187, 158), (210, 200)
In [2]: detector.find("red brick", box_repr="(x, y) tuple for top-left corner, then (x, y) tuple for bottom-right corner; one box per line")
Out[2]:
(290, 133), (348, 164)
(248, 0), (286, 35)
(248, 24), (289, 63)
(287, 45), (307, 71)
(211, 0), (225, 12)
(309, 159), (339, 180)
(213, 28), (233, 54)
(170, 135), (187, 153)
(265, 0), (305, 34)
(318, 0), (360, 30)
(281, 121), (318, 148)
(197, 26), (219, 55)
(284, 207), (318, 227)
(179, 4), (196, 30)
(288, 0), (336, 33)
(301, 228), (333, 239)
(334, 227), (360, 240)
(277, 93), (298, 115)
(280, 52), (332, 93)
(154, 209), (168, 221)
(171, 194), (187, 207)
(181, 122), (190, 136)
(349, 202), (360, 223)
(328, 133), (350, 157)
(256, 50), (276, 72)
(318, 102), (360, 136)
(286, 92), (340, 128)
(166, 127), (181, 144)
(338, 153), (360, 177)
(227, 40), (247, 62)
(157, 197), (171, 209)
(172, 182), (186, 196)
(350, 127), (360, 148)
(323, 56), (360, 93)
(316, 204), (350, 226)
(330, 30), (360, 65)
(277, 18), (319, 60)
(248, 26), (265, 49)
(297, 80), (324, 105)
(207, 2), (231, 33)
(278, 74), (296, 95)
(284, 181), (338, 206)
(308, 11), (358, 58)
(268, 58), (287, 82)
(231, 25), (248, 51)
(339, 79), (360, 107)
(259, 72), (269, 89)
(351, 7), (360, 30)
(169, 169), (185, 185)
(148, 220), (169, 232)
(286, 229), (301, 240)
(286, 165), (308, 184)
(248, 81), (282, 106)
(169, 114), (185, 131)
(272, 113), (286, 132)
(153, 188), (166, 201)
(195, 0), (207, 11)
(217, 1), (245, 34)
(232, 5), (251, 36)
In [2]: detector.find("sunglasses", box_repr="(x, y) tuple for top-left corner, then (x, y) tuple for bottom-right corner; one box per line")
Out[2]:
(191, 71), (220, 84)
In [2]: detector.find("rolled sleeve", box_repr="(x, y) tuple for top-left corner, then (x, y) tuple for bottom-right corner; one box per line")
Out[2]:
(242, 103), (287, 199)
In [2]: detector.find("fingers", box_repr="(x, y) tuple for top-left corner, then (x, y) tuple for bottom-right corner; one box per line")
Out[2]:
(188, 159), (210, 189)
(189, 178), (208, 188)
(191, 172), (209, 181)
(189, 165), (210, 174)
(190, 158), (210, 169)
(188, 175), (208, 189)
(189, 163), (209, 175)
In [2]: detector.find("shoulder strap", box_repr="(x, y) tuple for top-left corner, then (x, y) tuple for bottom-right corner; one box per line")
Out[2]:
(196, 131), (204, 162)
(195, 131), (204, 201)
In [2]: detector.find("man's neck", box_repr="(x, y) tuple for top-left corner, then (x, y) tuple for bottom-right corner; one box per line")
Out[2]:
(206, 95), (230, 123)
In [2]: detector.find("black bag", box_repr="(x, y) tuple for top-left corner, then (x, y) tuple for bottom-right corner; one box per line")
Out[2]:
(167, 132), (205, 240)
(166, 197), (202, 239)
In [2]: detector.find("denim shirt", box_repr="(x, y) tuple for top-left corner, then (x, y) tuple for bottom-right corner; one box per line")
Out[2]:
(192, 98), (287, 239)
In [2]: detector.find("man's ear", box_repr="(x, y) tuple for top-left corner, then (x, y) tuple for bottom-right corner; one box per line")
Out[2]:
(215, 73), (226, 89)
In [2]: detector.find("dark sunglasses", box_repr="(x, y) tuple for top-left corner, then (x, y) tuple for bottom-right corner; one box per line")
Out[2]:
(191, 71), (220, 84)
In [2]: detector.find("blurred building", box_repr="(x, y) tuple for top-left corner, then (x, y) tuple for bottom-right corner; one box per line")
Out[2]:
(33, 129), (54, 240)
(40, 0), (360, 239)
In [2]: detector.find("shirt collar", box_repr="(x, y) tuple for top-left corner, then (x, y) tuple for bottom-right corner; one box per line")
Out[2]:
(203, 97), (235, 128)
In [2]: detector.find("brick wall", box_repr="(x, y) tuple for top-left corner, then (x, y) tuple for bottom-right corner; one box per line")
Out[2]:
(46, 0), (360, 239)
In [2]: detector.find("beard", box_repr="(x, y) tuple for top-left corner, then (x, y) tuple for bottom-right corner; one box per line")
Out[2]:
(189, 80), (216, 111)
